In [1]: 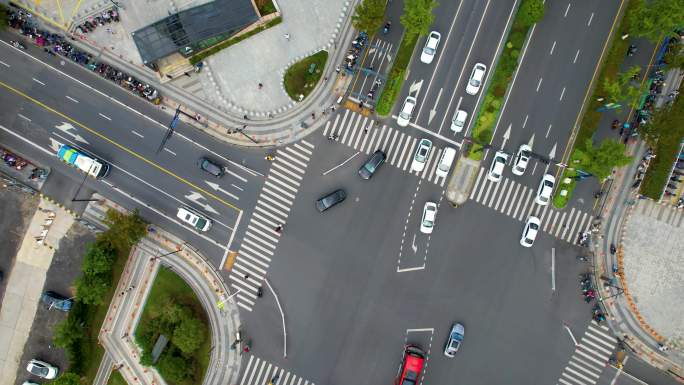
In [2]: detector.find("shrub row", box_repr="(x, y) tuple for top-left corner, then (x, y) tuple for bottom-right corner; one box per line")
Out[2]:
(376, 33), (419, 115)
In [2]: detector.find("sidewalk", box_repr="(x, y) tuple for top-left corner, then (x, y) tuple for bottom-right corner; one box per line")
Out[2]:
(0, 198), (75, 385)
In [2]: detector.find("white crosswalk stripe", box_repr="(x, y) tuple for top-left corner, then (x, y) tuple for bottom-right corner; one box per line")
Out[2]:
(322, 110), (458, 186)
(230, 141), (314, 311)
(556, 321), (617, 385)
(240, 355), (316, 385)
(469, 167), (592, 244)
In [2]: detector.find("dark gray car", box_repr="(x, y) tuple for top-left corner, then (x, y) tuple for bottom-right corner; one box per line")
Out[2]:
(358, 150), (386, 180)
(316, 189), (347, 212)
(198, 157), (224, 177)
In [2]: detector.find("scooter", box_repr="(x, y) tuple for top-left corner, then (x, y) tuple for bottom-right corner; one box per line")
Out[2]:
(382, 21), (391, 35)
(10, 40), (26, 49)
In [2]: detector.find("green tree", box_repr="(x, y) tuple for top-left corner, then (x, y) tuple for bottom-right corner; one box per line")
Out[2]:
(627, 0), (684, 43)
(51, 372), (81, 385)
(53, 317), (83, 349)
(517, 0), (545, 27)
(351, 0), (386, 34)
(172, 316), (206, 355)
(75, 274), (110, 305)
(157, 354), (191, 382)
(81, 242), (115, 276)
(160, 301), (190, 326)
(574, 138), (632, 180)
(664, 43), (684, 70)
(103, 209), (147, 251)
(400, 0), (439, 38)
(0, 5), (9, 32)
(603, 66), (643, 108)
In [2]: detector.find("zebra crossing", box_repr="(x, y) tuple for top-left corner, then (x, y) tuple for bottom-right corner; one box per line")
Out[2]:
(469, 166), (592, 243)
(557, 321), (617, 385)
(240, 355), (316, 385)
(322, 109), (457, 187)
(229, 140), (314, 311)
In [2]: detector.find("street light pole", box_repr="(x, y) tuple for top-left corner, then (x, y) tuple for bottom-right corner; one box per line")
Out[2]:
(72, 162), (101, 202)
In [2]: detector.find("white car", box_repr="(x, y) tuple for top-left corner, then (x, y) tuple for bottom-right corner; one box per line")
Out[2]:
(435, 147), (457, 178)
(487, 151), (508, 182)
(397, 96), (417, 127)
(450, 109), (468, 133)
(176, 206), (212, 232)
(26, 359), (58, 379)
(420, 202), (437, 234)
(511, 144), (531, 176)
(420, 31), (441, 64)
(535, 174), (556, 206)
(466, 63), (487, 95)
(411, 139), (433, 172)
(520, 216), (541, 247)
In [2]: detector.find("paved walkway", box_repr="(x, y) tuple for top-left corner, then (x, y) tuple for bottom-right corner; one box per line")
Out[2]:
(0, 198), (74, 385)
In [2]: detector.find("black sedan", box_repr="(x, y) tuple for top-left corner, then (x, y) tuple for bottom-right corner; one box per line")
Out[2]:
(316, 189), (347, 212)
(358, 150), (386, 180)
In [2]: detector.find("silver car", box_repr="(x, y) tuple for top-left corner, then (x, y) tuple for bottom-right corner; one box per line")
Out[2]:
(444, 323), (465, 357)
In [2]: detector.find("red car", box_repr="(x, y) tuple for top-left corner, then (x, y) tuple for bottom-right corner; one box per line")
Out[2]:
(396, 345), (426, 385)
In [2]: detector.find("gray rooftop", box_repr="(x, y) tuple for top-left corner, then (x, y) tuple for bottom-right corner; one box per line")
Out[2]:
(132, 0), (259, 64)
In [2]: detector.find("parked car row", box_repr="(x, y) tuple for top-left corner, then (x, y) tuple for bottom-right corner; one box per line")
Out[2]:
(396, 323), (465, 384)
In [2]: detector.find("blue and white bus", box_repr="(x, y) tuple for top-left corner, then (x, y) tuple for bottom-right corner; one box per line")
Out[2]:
(57, 145), (110, 179)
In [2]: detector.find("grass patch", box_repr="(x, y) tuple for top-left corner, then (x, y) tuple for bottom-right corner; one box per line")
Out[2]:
(255, 0), (277, 16)
(553, 0), (640, 208)
(107, 370), (127, 385)
(135, 267), (210, 385)
(376, 33), (419, 115)
(553, 169), (578, 208)
(189, 17), (282, 65)
(283, 50), (329, 101)
(467, 8), (532, 160)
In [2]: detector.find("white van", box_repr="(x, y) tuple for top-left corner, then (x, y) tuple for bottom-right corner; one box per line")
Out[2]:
(435, 147), (457, 177)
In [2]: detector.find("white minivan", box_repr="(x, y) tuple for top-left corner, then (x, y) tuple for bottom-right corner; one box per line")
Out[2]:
(435, 147), (457, 177)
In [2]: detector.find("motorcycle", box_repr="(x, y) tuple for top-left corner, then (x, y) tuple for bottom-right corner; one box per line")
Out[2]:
(10, 40), (26, 50)
(610, 243), (616, 255)
(382, 22), (391, 35)
(611, 119), (619, 130)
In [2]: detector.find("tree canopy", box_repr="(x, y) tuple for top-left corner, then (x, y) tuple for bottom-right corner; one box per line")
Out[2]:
(75, 274), (110, 305)
(51, 373), (81, 385)
(351, 0), (386, 34)
(172, 315), (207, 355)
(574, 138), (633, 180)
(627, 0), (684, 43)
(603, 66), (644, 109)
(517, 0), (545, 27)
(400, 0), (438, 37)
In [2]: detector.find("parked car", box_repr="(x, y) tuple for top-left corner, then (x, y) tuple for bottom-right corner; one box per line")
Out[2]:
(520, 216), (541, 247)
(466, 63), (487, 95)
(411, 139), (433, 172)
(358, 150), (386, 180)
(511, 144), (531, 176)
(487, 151), (508, 182)
(535, 174), (555, 206)
(316, 189), (347, 212)
(397, 96), (417, 127)
(40, 291), (73, 312)
(444, 322), (465, 357)
(26, 359), (58, 379)
(420, 202), (437, 234)
(198, 157), (224, 177)
(176, 206), (212, 232)
(396, 345), (425, 385)
(420, 31), (441, 64)
(450, 109), (468, 133)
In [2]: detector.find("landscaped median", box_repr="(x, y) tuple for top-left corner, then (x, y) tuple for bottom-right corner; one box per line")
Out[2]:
(376, 34), (419, 115)
(284, 50), (329, 101)
(466, 0), (544, 160)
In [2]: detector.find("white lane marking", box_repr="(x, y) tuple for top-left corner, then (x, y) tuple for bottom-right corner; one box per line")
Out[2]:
(573, 49), (581, 63)
(65, 95), (79, 103)
(545, 124), (553, 138)
(559, 87), (566, 101)
(32, 78), (45, 85)
(163, 148), (176, 156)
(522, 114), (529, 128)
(323, 151), (360, 176)
(564, 3), (571, 17)
(5, 42), (263, 178)
(99, 113), (112, 121)
(0, 60), (9, 67)
(131, 130), (144, 138)
(17, 113), (31, 122)
(587, 12), (594, 26)
(536, 77), (543, 92)
(231, 183), (244, 191)
(550, 41), (556, 55)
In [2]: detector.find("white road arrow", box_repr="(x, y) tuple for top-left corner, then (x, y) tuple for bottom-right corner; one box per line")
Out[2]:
(48, 138), (62, 152)
(411, 234), (418, 253)
(184, 191), (219, 215)
(528, 133), (535, 148)
(205, 181), (239, 201)
(501, 124), (511, 149)
(548, 143), (557, 159)
(55, 122), (89, 144)
(428, 88), (443, 125)
(409, 79), (424, 97)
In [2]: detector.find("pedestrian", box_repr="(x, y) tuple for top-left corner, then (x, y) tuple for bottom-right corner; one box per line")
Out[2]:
(284, 33), (290, 41)
(311, 112), (316, 119)
(364, 126), (369, 134)
(358, 101), (363, 110)
(275, 224), (283, 233)
(244, 114), (250, 120)
(243, 344), (250, 353)
(324, 76), (328, 82)
(165, 74), (172, 79)
(184, 72), (191, 77)
(335, 66), (340, 73)
(242, 124), (248, 129)
(258, 82), (263, 89)
(244, 273), (250, 280)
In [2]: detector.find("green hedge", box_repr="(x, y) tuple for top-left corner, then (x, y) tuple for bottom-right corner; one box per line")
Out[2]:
(189, 17), (282, 65)
(376, 33), (419, 115)
(640, 141), (679, 199)
(283, 50), (329, 101)
(467, 8), (533, 160)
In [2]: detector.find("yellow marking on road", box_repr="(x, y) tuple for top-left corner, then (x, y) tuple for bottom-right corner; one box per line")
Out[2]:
(55, 0), (66, 26)
(555, 0), (626, 182)
(67, 0), (85, 30)
(0, 80), (241, 213)
(12, 2), (69, 30)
